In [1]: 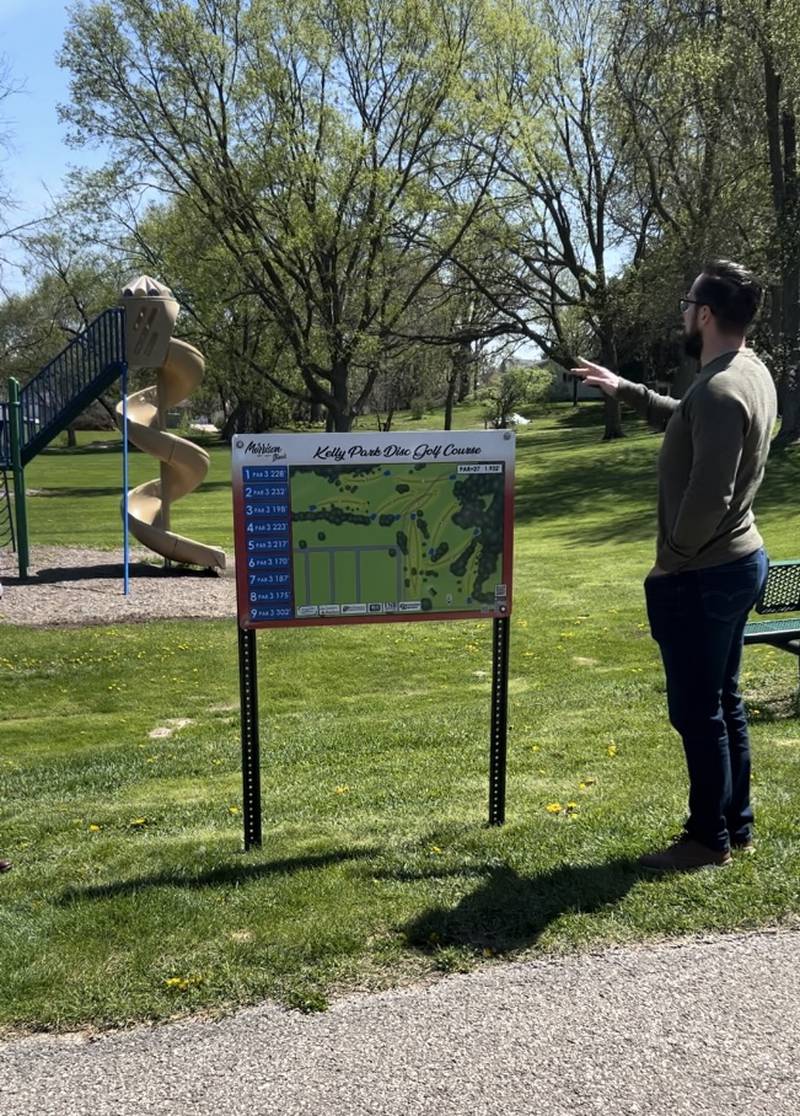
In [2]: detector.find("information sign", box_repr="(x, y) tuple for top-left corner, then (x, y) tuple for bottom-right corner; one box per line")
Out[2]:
(232, 431), (515, 629)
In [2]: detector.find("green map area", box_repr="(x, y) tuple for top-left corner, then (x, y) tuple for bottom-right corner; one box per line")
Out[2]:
(289, 462), (506, 615)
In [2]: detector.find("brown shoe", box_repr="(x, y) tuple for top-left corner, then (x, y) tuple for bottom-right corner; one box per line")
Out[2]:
(638, 837), (731, 872)
(0, 859), (11, 873)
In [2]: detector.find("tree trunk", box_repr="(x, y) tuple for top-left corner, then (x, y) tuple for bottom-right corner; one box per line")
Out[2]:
(599, 337), (624, 440)
(457, 344), (471, 402)
(443, 376), (457, 430)
(328, 364), (352, 432)
(444, 352), (464, 431)
(776, 364), (800, 443)
(445, 343), (471, 429)
(221, 400), (275, 439)
(776, 109), (800, 442)
(764, 51), (800, 443)
(602, 396), (624, 440)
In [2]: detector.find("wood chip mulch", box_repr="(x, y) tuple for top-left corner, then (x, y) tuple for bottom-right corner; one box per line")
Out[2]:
(0, 547), (237, 628)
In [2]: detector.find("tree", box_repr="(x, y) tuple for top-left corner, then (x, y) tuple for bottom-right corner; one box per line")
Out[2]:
(60, 0), (542, 430)
(609, 0), (800, 434)
(451, 0), (643, 438)
(0, 227), (125, 441)
(480, 362), (553, 428)
(0, 53), (32, 293)
(754, 0), (800, 441)
(118, 193), (300, 434)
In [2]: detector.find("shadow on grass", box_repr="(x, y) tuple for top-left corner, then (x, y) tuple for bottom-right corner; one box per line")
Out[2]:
(5, 561), (229, 586)
(512, 421), (800, 549)
(514, 449), (658, 546)
(55, 846), (380, 905)
(400, 859), (642, 954)
(8, 561), (229, 585)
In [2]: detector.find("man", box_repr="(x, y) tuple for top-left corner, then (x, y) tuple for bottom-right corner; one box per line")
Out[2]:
(570, 260), (777, 872)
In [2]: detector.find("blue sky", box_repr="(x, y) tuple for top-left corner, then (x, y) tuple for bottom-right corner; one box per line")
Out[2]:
(1, 0), (103, 248)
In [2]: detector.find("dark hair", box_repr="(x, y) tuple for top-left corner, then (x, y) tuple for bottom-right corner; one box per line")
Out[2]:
(694, 259), (763, 332)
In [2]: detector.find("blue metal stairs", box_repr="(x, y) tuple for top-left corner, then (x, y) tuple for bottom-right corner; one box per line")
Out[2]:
(0, 307), (126, 469)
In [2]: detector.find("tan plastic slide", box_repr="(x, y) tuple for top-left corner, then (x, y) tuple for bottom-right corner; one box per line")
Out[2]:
(116, 338), (226, 570)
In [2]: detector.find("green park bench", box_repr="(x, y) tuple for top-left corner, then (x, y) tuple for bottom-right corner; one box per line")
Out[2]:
(743, 560), (800, 674)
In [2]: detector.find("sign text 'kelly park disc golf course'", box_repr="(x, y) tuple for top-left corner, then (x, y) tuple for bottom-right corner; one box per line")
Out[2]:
(231, 431), (516, 846)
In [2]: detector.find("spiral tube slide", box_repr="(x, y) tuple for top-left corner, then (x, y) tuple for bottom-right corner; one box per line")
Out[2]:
(116, 338), (226, 570)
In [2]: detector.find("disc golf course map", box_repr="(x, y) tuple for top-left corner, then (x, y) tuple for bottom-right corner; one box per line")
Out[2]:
(290, 462), (505, 617)
(233, 432), (514, 626)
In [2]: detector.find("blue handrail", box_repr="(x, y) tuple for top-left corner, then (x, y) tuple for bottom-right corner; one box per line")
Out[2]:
(8, 308), (126, 465)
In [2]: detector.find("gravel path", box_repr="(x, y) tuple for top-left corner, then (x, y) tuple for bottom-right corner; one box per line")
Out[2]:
(0, 546), (237, 627)
(1, 928), (798, 1115)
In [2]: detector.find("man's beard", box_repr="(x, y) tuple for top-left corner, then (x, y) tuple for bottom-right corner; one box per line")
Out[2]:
(683, 329), (703, 359)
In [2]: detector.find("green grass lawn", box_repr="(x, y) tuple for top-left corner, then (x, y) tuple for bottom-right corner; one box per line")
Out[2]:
(2, 402), (800, 1034)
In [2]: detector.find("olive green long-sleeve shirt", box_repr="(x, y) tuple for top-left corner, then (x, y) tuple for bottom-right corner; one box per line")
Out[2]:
(616, 349), (777, 573)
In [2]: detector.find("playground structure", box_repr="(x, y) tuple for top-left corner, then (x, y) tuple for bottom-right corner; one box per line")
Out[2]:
(116, 277), (225, 570)
(0, 276), (225, 577)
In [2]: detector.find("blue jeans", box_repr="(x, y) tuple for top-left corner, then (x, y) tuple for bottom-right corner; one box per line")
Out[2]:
(644, 548), (768, 851)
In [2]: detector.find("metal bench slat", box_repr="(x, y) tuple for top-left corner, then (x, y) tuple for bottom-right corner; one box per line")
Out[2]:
(744, 617), (800, 642)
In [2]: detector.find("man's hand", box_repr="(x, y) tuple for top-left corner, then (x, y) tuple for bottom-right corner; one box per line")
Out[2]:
(568, 357), (620, 397)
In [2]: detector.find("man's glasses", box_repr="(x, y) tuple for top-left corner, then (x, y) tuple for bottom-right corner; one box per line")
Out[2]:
(679, 297), (701, 312)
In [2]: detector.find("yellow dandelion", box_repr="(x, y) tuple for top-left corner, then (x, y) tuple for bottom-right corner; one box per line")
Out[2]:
(607, 744), (618, 757)
(545, 802), (562, 814)
(88, 824), (101, 832)
(164, 974), (203, 991)
(334, 784), (350, 794)
(430, 845), (443, 854)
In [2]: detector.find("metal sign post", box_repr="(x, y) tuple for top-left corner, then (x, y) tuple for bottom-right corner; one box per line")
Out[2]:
(238, 625), (263, 850)
(235, 617), (510, 849)
(489, 616), (511, 825)
(121, 362), (130, 596)
(8, 379), (29, 579)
